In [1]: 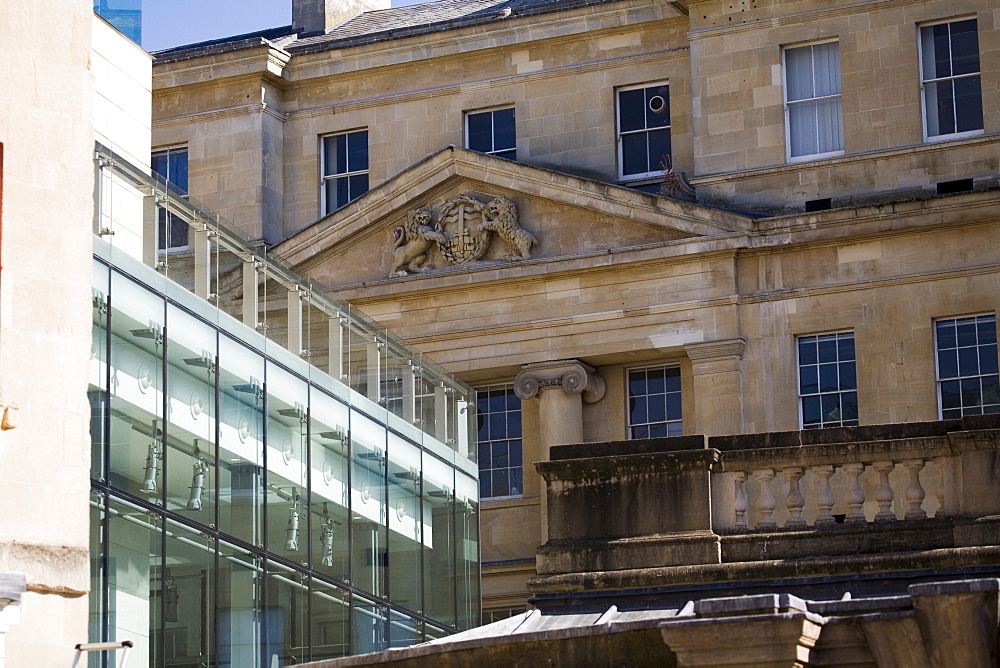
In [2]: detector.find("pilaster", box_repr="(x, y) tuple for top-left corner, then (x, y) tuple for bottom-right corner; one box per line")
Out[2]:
(685, 338), (747, 436)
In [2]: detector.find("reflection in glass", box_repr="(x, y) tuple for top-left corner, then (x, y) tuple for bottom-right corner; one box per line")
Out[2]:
(264, 561), (309, 667)
(351, 410), (387, 598)
(265, 363), (309, 562)
(388, 434), (422, 611)
(165, 305), (217, 524)
(91, 260), (110, 482)
(109, 272), (165, 502)
(352, 598), (388, 655)
(456, 471), (481, 631)
(107, 497), (161, 667)
(310, 391), (350, 582)
(164, 520), (214, 667)
(422, 453), (456, 627)
(310, 580), (351, 661)
(218, 336), (264, 546)
(218, 541), (261, 668)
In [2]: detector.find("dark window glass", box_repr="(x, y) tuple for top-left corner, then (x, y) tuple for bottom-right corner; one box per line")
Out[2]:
(466, 109), (516, 160)
(936, 314), (999, 416)
(921, 20), (982, 138)
(151, 147), (189, 249)
(618, 84), (671, 178)
(628, 365), (682, 439)
(799, 332), (857, 428)
(475, 385), (522, 498)
(322, 131), (369, 214)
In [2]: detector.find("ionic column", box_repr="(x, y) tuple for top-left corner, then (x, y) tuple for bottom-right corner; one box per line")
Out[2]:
(515, 359), (605, 543)
(684, 338), (747, 436)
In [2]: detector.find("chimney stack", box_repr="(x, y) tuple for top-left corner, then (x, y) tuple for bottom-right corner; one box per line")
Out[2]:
(293, 0), (391, 37)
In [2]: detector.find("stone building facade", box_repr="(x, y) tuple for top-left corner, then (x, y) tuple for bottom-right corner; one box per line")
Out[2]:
(151, 0), (1000, 622)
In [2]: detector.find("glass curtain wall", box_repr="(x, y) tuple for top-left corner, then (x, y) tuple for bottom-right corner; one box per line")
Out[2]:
(89, 254), (480, 667)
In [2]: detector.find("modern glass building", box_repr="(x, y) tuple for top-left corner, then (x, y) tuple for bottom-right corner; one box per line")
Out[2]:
(94, 0), (142, 45)
(88, 145), (480, 666)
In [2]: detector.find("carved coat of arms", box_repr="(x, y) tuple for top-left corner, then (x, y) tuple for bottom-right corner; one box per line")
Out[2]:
(389, 194), (537, 278)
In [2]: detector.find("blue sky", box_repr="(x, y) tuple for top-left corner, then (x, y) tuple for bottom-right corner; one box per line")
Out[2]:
(143, 0), (423, 51)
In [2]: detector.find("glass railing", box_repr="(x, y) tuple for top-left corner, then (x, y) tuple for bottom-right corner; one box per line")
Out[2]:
(94, 141), (476, 461)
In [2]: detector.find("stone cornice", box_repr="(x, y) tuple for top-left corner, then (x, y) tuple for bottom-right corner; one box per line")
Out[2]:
(514, 360), (606, 403)
(684, 338), (747, 363)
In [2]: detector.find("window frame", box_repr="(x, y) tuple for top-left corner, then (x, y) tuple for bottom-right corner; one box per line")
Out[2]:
(615, 81), (672, 182)
(150, 145), (190, 252)
(933, 313), (999, 419)
(782, 40), (845, 163)
(918, 16), (984, 143)
(464, 106), (517, 161)
(474, 383), (523, 500)
(796, 331), (859, 430)
(320, 129), (370, 217)
(626, 363), (683, 439)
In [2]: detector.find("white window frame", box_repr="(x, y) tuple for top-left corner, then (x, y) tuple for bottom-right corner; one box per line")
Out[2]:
(464, 106), (517, 160)
(933, 313), (999, 419)
(918, 16), (984, 143)
(150, 145), (190, 252)
(320, 129), (369, 216)
(796, 331), (858, 429)
(626, 363), (682, 439)
(615, 81), (672, 182)
(782, 40), (844, 163)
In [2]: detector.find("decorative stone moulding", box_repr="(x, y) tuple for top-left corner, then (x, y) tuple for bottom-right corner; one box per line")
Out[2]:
(514, 360), (606, 403)
(389, 193), (537, 277)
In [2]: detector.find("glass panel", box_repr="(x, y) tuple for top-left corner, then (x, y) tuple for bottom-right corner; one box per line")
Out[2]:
(812, 42), (841, 97)
(387, 434), (422, 611)
(493, 108), (516, 151)
(467, 112), (493, 153)
(165, 304), (217, 524)
(788, 102), (818, 157)
(265, 363), (309, 562)
(310, 580), (351, 661)
(954, 76), (983, 133)
(163, 520), (214, 668)
(109, 271), (166, 502)
(264, 561), (309, 667)
(88, 490), (105, 668)
(644, 84), (670, 129)
(785, 46), (814, 101)
(108, 497), (161, 668)
(218, 335), (265, 546)
(323, 135), (347, 177)
(950, 19), (980, 76)
(621, 132), (647, 176)
(618, 88), (645, 132)
(646, 128), (671, 173)
(310, 390), (351, 583)
(455, 470), (480, 631)
(347, 130), (368, 172)
(352, 598), (388, 655)
(389, 610), (419, 650)
(217, 541), (262, 668)
(351, 409), (387, 598)
(91, 261), (110, 482)
(422, 453), (456, 627)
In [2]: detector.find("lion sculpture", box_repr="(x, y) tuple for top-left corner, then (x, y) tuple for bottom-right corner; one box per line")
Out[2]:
(389, 208), (446, 277)
(473, 196), (536, 261)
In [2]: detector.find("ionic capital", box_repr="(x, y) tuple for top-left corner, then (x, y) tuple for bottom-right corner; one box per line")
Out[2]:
(514, 360), (606, 403)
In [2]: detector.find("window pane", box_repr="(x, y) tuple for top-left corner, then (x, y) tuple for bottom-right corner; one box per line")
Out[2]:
(839, 362), (857, 391)
(799, 338), (818, 365)
(817, 336), (838, 362)
(324, 135), (346, 176)
(644, 85), (670, 129)
(621, 132), (647, 176)
(467, 112), (493, 152)
(802, 395), (821, 426)
(814, 96), (843, 154)
(347, 130), (368, 171)
(950, 19), (980, 76)
(788, 102), (819, 157)
(348, 174), (368, 203)
(618, 88), (645, 132)
(954, 76), (984, 133)
(493, 108), (516, 150)
(819, 363), (838, 392)
(800, 365), (818, 394)
(812, 42), (841, 97)
(646, 129), (672, 173)
(785, 46), (814, 101)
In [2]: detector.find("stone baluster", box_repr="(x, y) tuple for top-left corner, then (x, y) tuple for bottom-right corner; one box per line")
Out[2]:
(933, 456), (958, 518)
(843, 463), (866, 524)
(734, 472), (748, 531)
(873, 460), (896, 521)
(812, 464), (836, 526)
(753, 469), (777, 531)
(903, 459), (927, 520)
(783, 467), (807, 529)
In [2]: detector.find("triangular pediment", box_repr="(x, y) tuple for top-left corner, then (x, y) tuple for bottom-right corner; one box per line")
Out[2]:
(274, 147), (751, 286)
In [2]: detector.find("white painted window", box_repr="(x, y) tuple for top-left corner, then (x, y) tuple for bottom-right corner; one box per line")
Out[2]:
(783, 42), (843, 161)
(321, 130), (369, 215)
(466, 107), (516, 160)
(919, 18), (983, 141)
(627, 365), (682, 438)
(935, 315), (999, 419)
(475, 384), (522, 498)
(797, 332), (858, 429)
(616, 82), (671, 180)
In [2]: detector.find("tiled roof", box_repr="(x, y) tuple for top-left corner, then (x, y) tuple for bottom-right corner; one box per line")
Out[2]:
(153, 0), (621, 62)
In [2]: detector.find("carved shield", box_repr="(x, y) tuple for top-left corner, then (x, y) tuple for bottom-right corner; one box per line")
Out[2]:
(437, 198), (491, 264)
